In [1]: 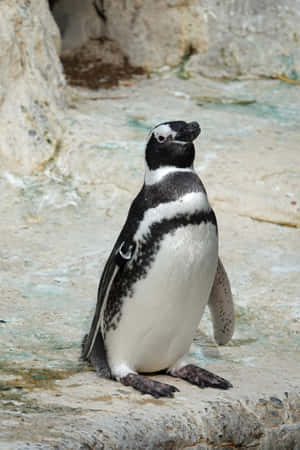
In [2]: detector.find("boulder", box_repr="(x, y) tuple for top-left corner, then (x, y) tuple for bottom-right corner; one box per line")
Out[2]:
(51, 0), (207, 70)
(51, 0), (103, 55)
(103, 0), (207, 69)
(186, 0), (300, 79)
(0, 0), (65, 175)
(49, 0), (300, 78)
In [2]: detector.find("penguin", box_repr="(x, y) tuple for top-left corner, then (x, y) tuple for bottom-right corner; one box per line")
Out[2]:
(82, 120), (235, 398)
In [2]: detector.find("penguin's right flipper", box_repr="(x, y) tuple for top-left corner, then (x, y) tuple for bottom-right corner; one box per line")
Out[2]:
(208, 258), (235, 345)
(81, 188), (143, 376)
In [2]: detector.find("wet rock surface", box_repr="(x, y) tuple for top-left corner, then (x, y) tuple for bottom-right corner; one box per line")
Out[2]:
(0, 73), (299, 448)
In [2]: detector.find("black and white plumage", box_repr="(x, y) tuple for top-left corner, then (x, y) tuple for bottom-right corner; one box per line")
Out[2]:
(82, 120), (234, 397)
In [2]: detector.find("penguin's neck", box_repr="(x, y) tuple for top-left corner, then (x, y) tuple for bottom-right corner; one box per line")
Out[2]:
(144, 164), (195, 186)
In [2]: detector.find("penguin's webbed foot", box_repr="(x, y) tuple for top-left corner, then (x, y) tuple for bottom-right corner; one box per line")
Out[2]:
(120, 373), (179, 398)
(172, 364), (232, 390)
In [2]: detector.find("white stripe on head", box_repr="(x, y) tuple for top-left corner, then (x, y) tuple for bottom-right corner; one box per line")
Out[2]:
(144, 165), (195, 186)
(153, 124), (176, 141)
(133, 191), (211, 244)
(147, 123), (177, 145)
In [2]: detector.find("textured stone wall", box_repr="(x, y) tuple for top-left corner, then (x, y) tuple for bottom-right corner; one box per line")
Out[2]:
(0, 0), (65, 175)
(1, 0), (300, 175)
(51, 0), (300, 78)
(103, 0), (207, 68)
(51, 0), (103, 55)
(52, 0), (207, 68)
(187, 0), (300, 79)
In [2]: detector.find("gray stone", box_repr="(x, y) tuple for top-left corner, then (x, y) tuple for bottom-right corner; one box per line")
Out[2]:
(103, 0), (207, 69)
(51, 0), (103, 55)
(187, 0), (300, 79)
(50, 0), (207, 69)
(0, 0), (65, 175)
(49, 0), (300, 77)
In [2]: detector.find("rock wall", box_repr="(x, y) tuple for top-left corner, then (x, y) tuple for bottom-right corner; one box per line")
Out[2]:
(51, 0), (300, 78)
(1, 0), (300, 175)
(187, 0), (300, 79)
(52, 0), (207, 68)
(103, 0), (207, 69)
(51, 0), (103, 55)
(0, 0), (65, 175)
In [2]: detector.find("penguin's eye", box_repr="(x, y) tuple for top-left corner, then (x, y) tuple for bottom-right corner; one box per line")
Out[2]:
(152, 125), (175, 144)
(157, 135), (170, 143)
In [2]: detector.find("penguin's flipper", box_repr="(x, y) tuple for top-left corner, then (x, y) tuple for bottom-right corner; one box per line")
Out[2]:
(81, 238), (136, 376)
(208, 258), (235, 345)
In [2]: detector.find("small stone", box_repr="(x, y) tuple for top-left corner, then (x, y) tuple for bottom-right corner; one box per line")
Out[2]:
(269, 396), (283, 408)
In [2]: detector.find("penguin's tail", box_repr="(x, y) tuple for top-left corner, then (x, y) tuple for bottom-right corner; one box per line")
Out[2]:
(81, 333), (89, 361)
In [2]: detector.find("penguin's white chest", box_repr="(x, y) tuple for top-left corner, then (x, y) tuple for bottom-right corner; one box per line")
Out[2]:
(106, 220), (218, 375)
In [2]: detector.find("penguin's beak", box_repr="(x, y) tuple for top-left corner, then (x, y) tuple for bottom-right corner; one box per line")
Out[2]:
(176, 121), (201, 142)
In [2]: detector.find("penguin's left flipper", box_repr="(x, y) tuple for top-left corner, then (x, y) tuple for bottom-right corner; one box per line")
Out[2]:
(208, 258), (235, 345)
(171, 364), (232, 390)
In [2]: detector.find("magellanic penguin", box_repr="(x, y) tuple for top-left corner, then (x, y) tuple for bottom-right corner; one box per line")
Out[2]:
(82, 120), (235, 398)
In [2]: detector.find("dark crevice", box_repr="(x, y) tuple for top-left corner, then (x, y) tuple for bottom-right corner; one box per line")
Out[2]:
(93, 0), (107, 22)
(48, 1), (144, 89)
(48, 0), (58, 10)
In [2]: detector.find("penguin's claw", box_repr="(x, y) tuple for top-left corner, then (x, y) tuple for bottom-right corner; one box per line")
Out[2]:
(120, 373), (179, 398)
(172, 364), (232, 390)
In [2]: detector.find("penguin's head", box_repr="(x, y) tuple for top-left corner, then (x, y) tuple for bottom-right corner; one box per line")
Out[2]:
(145, 121), (200, 171)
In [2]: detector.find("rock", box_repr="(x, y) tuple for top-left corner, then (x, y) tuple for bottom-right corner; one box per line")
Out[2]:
(103, 0), (207, 69)
(51, 0), (208, 70)
(49, 0), (300, 77)
(186, 0), (300, 79)
(1, 73), (300, 448)
(51, 0), (104, 55)
(0, 1), (300, 448)
(0, 0), (65, 175)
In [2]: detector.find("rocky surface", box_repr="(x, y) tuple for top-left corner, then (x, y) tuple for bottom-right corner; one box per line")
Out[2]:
(0, 0), (64, 175)
(52, 0), (206, 69)
(0, 1), (300, 448)
(51, 0), (104, 55)
(103, 0), (206, 69)
(0, 73), (299, 448)
(1, 0), (300, 169)
(187, 0), (300, 80)
(50, 0), (300, 78)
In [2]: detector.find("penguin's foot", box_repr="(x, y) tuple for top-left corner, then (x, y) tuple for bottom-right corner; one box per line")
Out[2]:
(171, 364), (232, 390)
(120, 373), (179, 398)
